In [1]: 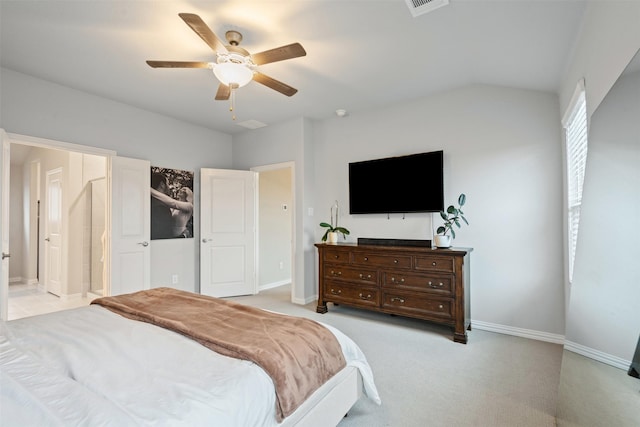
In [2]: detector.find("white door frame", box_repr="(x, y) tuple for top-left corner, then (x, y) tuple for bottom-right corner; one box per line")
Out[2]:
(0, 130), (10, 320)
(251, 161), (296, 303)
(0, 132), (115, 319)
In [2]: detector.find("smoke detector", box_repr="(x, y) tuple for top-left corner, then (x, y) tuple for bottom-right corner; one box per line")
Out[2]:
(405, 0), (449, 17)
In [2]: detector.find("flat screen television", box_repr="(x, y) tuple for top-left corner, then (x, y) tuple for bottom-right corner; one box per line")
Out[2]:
(349, 150), (444, 214)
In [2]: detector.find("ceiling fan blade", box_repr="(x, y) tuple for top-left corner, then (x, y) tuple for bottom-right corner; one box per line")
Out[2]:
(146, 60), (210, 68)
(253, 72), (298, 97)
(251, 43), (306, 66)
(215, 84), (231, 100)
(178, 13), (228, 55)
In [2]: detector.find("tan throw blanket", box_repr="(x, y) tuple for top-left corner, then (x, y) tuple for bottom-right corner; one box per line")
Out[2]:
(91, 287), (346, 422)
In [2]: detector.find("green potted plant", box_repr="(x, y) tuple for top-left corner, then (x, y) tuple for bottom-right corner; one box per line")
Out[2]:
(434, 193), (468, 248)
(320, 201), (350, 243)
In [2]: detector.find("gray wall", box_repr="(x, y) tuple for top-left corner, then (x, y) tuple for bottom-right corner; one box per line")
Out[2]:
(556, 1), (640, 362)
(560, 1), (640, 121)
(311, 84), (566, 337)
(566, 68), (640, 362)
(258, 167), (292, 288)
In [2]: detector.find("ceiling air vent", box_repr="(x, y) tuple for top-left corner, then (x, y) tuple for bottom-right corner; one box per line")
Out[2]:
(405, 0), (449, 17)
(237, 119), (267, 130)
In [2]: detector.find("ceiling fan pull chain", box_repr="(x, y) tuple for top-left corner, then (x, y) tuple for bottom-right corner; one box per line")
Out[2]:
(229, 83), (239, 120)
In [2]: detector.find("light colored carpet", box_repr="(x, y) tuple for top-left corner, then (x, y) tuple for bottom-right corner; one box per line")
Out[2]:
(556, 350), (640, 427)
(231, 285), (563, 427)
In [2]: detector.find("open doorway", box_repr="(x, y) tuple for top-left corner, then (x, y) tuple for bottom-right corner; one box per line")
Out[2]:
(253, 162), (294, 300)
(7, 140), (109, 319)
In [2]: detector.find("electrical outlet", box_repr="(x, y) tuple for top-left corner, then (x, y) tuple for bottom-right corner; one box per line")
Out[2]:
(172, 274), (178, 284)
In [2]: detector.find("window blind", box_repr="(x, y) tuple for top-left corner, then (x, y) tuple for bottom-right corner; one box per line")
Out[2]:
(563, 85), (588, 283)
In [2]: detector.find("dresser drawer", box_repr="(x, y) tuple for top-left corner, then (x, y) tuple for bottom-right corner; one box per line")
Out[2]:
(323, 249), (351, 264)
(324, 282), (379, 307)
(381, 271), (453, 295)
(352, 253), (412, 269)
(324, 265), (378, 285)
(382, 292), (453, 320)
(414, 255), (455, 273)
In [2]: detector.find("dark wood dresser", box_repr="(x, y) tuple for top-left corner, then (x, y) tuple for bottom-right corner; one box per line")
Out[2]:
(315, 243), (472, 343)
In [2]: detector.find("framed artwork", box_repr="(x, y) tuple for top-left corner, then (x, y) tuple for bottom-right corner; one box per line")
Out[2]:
(150, 166), (194, 240)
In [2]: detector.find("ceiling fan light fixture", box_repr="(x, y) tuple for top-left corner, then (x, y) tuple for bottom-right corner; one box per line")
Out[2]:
(147, 14), (304, 100)
(213, 62), (254, 87)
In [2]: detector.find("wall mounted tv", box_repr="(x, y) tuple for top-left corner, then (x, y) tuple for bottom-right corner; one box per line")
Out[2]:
(349, 150), (444, 214)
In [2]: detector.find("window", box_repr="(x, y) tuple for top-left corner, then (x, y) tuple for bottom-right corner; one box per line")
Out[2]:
(562, 80), (588, 283)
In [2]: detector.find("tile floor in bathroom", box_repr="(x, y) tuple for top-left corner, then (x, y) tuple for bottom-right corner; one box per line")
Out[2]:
(7, 282), (97, 320)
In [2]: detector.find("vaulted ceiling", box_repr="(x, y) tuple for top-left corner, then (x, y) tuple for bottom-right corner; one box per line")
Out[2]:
(1, 1), (587, 135)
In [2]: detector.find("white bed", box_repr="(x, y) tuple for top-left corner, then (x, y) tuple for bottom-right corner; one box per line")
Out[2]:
(0, 301), (380, 426)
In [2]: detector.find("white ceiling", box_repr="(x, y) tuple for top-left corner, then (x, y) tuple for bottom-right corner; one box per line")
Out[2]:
(1, 1), (587, 135)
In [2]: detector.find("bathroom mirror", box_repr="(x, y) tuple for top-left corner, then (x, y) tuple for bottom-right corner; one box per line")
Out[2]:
(556, 49), (640, 426)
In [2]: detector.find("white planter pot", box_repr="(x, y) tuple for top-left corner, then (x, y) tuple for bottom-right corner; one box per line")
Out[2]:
(434, 235), (452, 248)
(327, 232), (338, 244)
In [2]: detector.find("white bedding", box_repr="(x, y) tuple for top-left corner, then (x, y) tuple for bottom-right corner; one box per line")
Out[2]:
(0, 305), (380, 426)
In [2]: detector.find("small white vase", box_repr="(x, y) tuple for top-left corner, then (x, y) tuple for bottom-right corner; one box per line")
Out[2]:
(327, 232), (338, 244)
(434, 235), (451, 248)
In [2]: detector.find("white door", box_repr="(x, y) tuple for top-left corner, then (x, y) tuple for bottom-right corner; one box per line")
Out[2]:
(0, 130), (10, 320)
(109, 156), (150, 296)
(200, 168), (257, 297)
(44, 168), (63, 296)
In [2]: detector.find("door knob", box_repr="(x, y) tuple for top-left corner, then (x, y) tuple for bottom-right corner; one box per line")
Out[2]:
(2, 252), (9, 260)
(202, 238), (212, 243)
(138, 241), (149, 247)
(45, 238), (50, 242)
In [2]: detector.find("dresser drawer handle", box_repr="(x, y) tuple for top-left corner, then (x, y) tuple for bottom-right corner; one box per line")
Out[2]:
(391, 297), (405, 303)
(432, 262), (437, 266)
(330, 289), (342, 295)
(330, 270), (342, 276)
(394, 259), (398, 264)
(333, 255), (340, 259)
(359, 273), (372, 279)
(428, 281), (444, 288)
(363, 257), (368, 261)
(438, 304), (444, 309)
(390, 277), (405, 283)
(359, 293), (372, 300)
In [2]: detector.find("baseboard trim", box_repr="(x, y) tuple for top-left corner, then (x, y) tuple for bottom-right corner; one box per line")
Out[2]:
(258, 280), (291, 292)
(59, 292), (83, 301)
(8, 277), (40, 285)
(564, 340), (631, 371)
(293, 294), (317, 305)
(472, 320), (565, 345)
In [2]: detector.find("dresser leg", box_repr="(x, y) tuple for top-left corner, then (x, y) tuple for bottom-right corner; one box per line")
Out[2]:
(453, 331), (468, 344)
(316, 302), (328, 314)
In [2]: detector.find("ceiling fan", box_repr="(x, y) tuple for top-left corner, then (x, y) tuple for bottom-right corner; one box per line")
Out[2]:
(146, 13), (307, 102)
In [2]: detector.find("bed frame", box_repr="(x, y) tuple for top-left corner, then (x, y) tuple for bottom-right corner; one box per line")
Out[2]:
(283, 366), (363, 426)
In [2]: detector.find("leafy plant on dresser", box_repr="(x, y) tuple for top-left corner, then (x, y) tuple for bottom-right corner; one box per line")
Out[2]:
(434, 193), (468, 248)
(437, 193), (468, 238)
